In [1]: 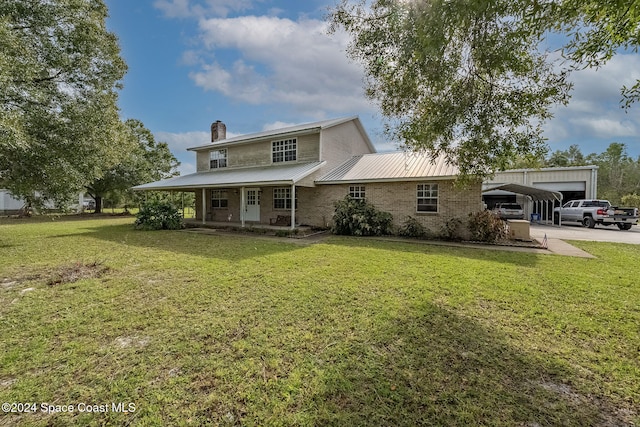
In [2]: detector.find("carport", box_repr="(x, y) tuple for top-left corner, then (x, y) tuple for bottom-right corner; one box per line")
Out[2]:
(483, 183), (564, 226)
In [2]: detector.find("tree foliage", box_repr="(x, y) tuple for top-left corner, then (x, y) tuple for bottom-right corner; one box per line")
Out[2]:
(329, 0), (640, 179)
(0, 0), (128, 206)
(330, 0), (571, 179)
(85, 119), (179, 213)
(585, 143), (640, 204)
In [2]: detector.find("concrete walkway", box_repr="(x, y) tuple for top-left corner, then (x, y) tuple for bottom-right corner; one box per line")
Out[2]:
(540, 238), (595, 258)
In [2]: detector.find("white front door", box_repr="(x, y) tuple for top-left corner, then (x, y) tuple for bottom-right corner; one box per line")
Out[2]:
(245, 188), (260, 222)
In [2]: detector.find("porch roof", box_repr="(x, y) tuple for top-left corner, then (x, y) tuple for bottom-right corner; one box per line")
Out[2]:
(133, 161), (325, 191)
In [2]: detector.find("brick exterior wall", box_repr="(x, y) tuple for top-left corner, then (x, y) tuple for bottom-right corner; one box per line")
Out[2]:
(297, 180), (483, 234)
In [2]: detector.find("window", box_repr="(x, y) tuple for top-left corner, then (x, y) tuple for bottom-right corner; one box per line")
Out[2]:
(209, 149), (227, 169)
(349, 185), (365, 200)
(273, 187), (297, 210)
(417, 183), (438, 212)
(211, 190), (228, 209)
(272, 138), (296, 163)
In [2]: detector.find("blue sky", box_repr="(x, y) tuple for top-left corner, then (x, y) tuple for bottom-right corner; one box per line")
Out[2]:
(104, 0), (640, 175)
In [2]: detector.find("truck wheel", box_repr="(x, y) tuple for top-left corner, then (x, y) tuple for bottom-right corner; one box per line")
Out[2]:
(553, 213), (559, 225)
(583, 216), (596, 228)
(617, 223), (632, 230)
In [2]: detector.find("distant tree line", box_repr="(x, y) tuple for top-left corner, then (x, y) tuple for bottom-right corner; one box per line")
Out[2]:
(508, 143), (640, 206)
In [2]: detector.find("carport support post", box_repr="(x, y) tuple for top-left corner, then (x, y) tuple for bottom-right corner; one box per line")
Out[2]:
(201, 188), (206, 225)
(559, 196), (563, 227)
(290, 184), (296, 230)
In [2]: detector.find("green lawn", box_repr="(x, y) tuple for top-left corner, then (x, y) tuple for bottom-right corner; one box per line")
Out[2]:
(0, 217), (638, 426)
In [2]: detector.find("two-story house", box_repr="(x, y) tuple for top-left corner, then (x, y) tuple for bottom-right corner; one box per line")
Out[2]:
(134, 116), (483, 231)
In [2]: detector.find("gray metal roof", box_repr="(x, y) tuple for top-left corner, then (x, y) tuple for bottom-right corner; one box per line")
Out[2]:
(188, 116), (374, 152)
(317, 152), (459, 183)
(133, 161), (325, 191)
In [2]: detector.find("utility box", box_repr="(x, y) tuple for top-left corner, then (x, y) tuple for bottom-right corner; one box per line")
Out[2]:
(507, 219), (531, 241)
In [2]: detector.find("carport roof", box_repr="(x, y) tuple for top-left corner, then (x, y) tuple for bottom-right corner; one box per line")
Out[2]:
(482, 183), (563, 202)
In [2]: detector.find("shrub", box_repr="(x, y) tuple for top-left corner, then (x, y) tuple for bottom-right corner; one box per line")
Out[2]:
(467, 210), (507, 243)
(331, 196), (393, 236)
(135, 201), (184, 230)
(621, 193), (640, 208)
(440, 217), (464, 241)
(398, 216), (427, 238)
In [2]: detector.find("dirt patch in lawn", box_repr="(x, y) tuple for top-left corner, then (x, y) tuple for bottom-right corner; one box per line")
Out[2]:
(536, 380), (637, 426)
(46, 261), (109, 286)
(1, 261), (110, 288)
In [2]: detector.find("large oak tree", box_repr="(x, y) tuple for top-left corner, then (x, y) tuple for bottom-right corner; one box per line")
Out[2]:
(0, 0), (129, 207)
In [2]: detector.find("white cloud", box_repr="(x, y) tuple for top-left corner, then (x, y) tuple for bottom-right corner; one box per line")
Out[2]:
(189, 15), (372, 115)
(155, 130), (210, 150)
(262, 121), (298, 131)
(544, 54), (640, 146)
(154, 0), (254, 18)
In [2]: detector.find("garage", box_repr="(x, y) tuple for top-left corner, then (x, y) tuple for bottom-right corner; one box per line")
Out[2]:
(484, 165), (598, 221)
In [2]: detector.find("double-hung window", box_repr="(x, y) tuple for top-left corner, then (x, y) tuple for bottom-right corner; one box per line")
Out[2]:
(272, 138), (296, 163)
(417, 183), (438, 212)
(273, 187), (297, 209)
(349, 185), (366, 200)
(211, 190), (228, 209)
(210, 149), (227, 169)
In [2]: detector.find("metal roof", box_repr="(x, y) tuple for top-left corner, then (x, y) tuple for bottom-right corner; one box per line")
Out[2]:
(133, 161), (325, 191)
(316, 152), (459, 183)
(482, 183), (563, 202)
(188, 116), (374, 152)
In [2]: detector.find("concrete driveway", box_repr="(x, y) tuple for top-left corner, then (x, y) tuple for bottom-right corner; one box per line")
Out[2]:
(530, 223), (640, 244)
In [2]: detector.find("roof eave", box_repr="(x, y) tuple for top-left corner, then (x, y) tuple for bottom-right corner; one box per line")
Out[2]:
(316, 175), (459, 185)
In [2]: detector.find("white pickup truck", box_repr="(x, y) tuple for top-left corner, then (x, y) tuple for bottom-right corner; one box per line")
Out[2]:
(553, 199), (639, 230)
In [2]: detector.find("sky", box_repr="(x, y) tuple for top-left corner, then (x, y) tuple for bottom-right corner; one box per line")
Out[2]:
(104, 0), (640, 175)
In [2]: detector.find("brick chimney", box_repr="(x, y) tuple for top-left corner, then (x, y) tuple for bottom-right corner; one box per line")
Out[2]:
(211, 120), (226, 142)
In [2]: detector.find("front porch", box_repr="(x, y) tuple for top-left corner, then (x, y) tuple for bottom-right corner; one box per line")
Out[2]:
(196, 185), (304, 230)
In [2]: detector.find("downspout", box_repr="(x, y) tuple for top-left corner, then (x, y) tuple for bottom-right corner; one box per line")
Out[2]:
(290, 184), (296, 231)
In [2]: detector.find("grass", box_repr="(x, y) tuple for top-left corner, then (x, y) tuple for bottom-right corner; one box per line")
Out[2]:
(0, 216), (638, 426)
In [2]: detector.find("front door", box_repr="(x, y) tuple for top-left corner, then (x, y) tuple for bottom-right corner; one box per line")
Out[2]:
(245, 188), (260, 222)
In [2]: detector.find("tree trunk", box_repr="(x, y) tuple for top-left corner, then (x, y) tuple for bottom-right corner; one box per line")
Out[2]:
(94, 195), (103, 213)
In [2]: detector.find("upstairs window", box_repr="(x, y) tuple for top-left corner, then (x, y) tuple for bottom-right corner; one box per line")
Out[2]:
(349, 185), (366, 200)
(272, 138), (297, 163)
(210, 149), (227, 169)
(417, 183), (438, 212)
(211, 190), (228, 208)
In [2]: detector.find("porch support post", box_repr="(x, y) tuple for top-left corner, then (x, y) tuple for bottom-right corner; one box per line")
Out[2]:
(240, 186), (246, 228)
(201, 188), (206, 224)
(290, 184), (296, 230)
